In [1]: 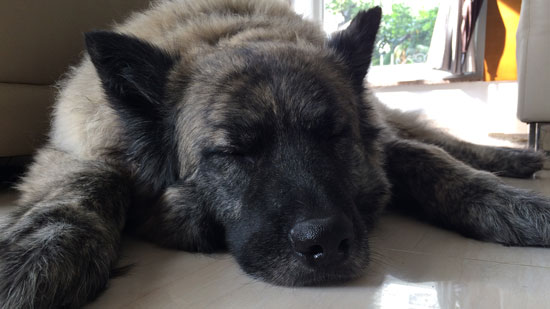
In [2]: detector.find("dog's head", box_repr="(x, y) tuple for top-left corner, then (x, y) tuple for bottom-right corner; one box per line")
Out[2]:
(86, 7), (389, 286)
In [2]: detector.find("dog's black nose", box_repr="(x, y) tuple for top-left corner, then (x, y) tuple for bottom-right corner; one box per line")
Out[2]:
(289, 216), (353, 267)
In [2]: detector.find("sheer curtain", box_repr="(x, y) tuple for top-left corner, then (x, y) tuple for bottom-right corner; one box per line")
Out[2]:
(427, 0), (485, 75)
(290, 0), (323, 23)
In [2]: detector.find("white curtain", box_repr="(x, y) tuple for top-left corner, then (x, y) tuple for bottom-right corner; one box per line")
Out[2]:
(427, 0), (483, 75)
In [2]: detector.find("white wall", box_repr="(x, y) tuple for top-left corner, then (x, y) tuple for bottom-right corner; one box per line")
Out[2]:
(373, 81), (527, 146)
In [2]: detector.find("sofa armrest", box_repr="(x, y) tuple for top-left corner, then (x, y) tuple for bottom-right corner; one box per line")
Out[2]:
(0, 0), (151, 157)
(516, 0), (550, 123)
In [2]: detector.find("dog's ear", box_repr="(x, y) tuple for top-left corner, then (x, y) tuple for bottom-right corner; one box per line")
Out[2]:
(85, 31), (179, 193)
(85, 30), (176, 112)
(328, 7), (382, 89)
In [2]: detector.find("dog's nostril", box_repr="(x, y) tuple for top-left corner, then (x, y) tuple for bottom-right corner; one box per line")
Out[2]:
(338, 238), (350, 254)
(309, 245), (324, 259)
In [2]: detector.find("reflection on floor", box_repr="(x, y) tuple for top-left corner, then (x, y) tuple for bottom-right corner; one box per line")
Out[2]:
(0, 171), (549, 308)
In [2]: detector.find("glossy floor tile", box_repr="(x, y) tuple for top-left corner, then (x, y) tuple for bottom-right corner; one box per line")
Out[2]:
(0, 171), (549, 308)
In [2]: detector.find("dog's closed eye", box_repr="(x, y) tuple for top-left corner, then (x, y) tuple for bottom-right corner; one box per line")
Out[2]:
(204, 146), (256, 165)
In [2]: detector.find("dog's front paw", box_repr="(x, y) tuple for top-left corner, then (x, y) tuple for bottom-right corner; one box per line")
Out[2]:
(474, 185), (550, 247)
(0, 209), (115, 308)
(494, 148), (546, 178)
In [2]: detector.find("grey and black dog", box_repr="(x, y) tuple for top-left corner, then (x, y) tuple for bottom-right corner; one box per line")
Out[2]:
(1, 0), (549, 307)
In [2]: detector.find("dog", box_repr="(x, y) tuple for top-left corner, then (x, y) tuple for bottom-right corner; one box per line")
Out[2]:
(1, 0), (548, 307)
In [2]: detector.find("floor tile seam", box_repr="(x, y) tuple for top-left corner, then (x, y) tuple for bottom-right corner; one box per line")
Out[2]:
(177, 267), (254, 309)
(410, 230), (429, 251)
(117, 258), (224, 309)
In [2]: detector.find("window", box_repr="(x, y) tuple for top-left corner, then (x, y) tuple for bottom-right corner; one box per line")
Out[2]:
(292, 0), (487, 86)
(325, 0), (438, 66)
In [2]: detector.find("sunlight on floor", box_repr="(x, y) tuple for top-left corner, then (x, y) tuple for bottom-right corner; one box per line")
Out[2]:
(374, 80), (528, 147)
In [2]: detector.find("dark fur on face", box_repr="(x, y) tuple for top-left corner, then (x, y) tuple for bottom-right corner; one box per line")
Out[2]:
(188, 43), (389, 285)
(85, 8), (389, 286)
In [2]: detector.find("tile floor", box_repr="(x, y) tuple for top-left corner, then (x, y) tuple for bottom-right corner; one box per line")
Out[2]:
(0, 170), (549, 309)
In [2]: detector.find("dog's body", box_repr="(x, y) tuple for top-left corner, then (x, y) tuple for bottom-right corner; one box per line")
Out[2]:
(1, 0), (549, 307)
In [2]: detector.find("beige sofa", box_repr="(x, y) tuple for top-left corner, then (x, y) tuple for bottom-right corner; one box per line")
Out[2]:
(0, 0), (151, 158)
(516, 0), (550, 151)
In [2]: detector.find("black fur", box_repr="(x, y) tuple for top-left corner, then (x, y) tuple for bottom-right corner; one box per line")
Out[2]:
(385, 139), (550, 245)
(328, 7), (382, 91)
(86, 31), (180, 194)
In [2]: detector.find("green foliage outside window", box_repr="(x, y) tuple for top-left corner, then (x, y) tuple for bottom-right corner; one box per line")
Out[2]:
(326, 0), (438, 65)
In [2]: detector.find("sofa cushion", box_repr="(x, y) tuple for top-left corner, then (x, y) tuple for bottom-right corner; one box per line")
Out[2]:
(0, 0), (151, 157)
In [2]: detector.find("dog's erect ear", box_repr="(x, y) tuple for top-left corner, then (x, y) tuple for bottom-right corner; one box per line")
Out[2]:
(328, 7), (382, 89)
(85, 30), (176, 111)
(85, 31), (179, 194)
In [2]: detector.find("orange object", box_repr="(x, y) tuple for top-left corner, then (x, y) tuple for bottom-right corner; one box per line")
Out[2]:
(484, 0), (521, 81)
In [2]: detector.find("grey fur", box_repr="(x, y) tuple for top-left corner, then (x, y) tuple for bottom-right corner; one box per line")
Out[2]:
(1, 148), (131, 308)
(0, 0), (549, 308)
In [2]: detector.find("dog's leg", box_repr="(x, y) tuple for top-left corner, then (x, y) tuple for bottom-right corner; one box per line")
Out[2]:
(378, 102), (546, 178)
(128, 181), (226, 253)
(0, 148), (131, 308)
(384, 139), (550, 246)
